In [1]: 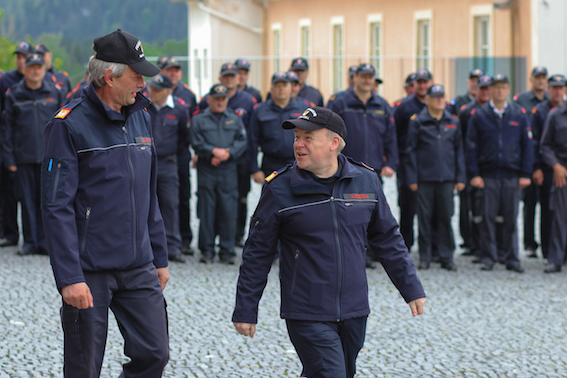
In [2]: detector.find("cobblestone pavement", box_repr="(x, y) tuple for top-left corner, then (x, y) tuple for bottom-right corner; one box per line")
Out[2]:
(2, 174), (567, 377)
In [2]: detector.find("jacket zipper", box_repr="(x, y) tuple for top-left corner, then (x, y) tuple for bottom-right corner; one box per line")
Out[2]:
(80, 207), (91, 255)
(122, 126), (137, 261)
(291, 250), (300, 292)
(50, 159), (62, 203)
(329, 194), (343, 322)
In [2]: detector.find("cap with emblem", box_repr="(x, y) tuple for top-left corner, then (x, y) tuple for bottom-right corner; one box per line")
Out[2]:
(234, 58), (251, 71)
(405, 73), (417, 86)
(348, 65), (358, 77)
(531, 66), (548, 77)
(209, 84), (229, 98)
(548, 74), (566, 87)
(14, 41), (33, 55)
(25, 54), (45, 66)
(290, 57), (309, 71)
(356, 63), (376, 76)
(477, 75), (492, 88)
(34, 44), (50, 55)
(148, 74), (173, 90)
(469, 69), (485, 79)
(287, 71), (299, 83)
(93, 29), (159, 77)
(282, 106), (347, 140)
(219, 62), (238, 77)
(159, 57), (181, 70)
(414, 68), (433, 81)
(271, 71), (289, 84)
(426, 84), (445, 97)
(491, 74), (509, 84)
(156, 55), (170, 69)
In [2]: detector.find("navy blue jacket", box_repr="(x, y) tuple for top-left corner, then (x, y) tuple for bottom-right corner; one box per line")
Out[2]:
(327, 87), (398, 171)
(405, 108), (466, 185)
(198, 89), (256, 128)
(172, 82), (198, 117)
(247, 98), (308, 174)
(243, 84), (263, 103)
(3, 78), (64, 166)
(0, 69), (24, 115)
(450, 92), (474, 116)
(530, 99), (555, 171)
(41, 84), (168, 289)
(514, 90), (549, 114)
(232, 154), (425, 323)
(190, 107), (247, 168)
(146, 96), (190, 158)
(46, 67), (73, 99)
(298, 84), (324, 107)
(466, 102), (534, 179)
(394, 94), (427, 158)
(541, 104), (567, 168)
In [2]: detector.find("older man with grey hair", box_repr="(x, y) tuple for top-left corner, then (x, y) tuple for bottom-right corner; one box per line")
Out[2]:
(41, 30), (169, 377)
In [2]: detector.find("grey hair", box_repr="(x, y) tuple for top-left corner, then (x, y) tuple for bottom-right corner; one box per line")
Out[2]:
(87, 55), (128, 88)
(327, 129), (346, 152)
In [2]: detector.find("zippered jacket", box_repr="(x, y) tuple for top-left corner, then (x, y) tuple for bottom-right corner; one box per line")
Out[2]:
(41, 84), (168, 289)
(232, 154), (425, 324)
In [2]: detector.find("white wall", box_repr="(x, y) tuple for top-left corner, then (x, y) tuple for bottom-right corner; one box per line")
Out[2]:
(536, 0), (567, 75)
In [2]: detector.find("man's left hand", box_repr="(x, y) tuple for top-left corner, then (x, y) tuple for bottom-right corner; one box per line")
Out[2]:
(156, 267), (169, 291)
(380, 166), (395, 177)
(409, 298), (426, 316)
(518, 177), (531, 189)
(454, 183), (466, 191)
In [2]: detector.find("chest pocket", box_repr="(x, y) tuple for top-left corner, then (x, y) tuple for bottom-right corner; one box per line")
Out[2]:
(339, 199), (375, 226)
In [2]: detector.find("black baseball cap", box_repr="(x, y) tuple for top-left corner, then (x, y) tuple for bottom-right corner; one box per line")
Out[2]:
(93, 29), (160, 77)
(531, 66), (548, 77)
(375, 76), (383, 84)
(405, 73), (417, 86)
(271, 71), (289, 84)
(469, 69), (485, 78)
(282, 106), (347, 140)
(220, 62), (238, 77)
(34, 44), (50, 55)
(287, 71), (300, 83)
(25, 54), (45, 66)
(491, 74), (509, 84)
(356, 63), (376, 76)
(414, 68), (433, 81)
(156, 55), (171, 69)
(160, 57), (181, 70)
(234, 58), (251, 71)
(426, 84), (445, 97)
(209, 84), (229, 98)
(348, 65), (358, 77)
(148, 74), (173, 90)
(14, 41), (33, 55)
(548, 74), (566, 87)
(477, 75), (492, 88)
(290, 57), (309, 71)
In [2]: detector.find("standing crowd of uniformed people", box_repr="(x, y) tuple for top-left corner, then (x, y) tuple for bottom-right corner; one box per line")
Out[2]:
(0, 28), (566, 377)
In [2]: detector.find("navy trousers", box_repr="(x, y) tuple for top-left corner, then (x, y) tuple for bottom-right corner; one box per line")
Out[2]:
(177, 149), (193, 248)
(157, 158), (182, 257)
(0, 166), (19, 243)
(61, 263), (169, 378)
(547, 184), (567, 266)
(15, 163), (45, 251)
(235, 156), (251, 242)
(286, 317), (367, 378)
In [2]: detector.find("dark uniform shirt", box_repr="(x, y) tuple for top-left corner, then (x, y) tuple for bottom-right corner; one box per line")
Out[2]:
(45, 67), (73, 99)
(146, 95), (190, 158)
(0, 69), (24, 112)
(298, 84), (324, 107)
(541, 103), (567, 168)
(243, 84), (263, 103)
(198, 89), (256, 128)
(531, 99), (557, 171)
(172, 82), (197, 116)
(394, 94), (427, 159)
(450, 92), (474, 116)
(514, 90), (549, 114)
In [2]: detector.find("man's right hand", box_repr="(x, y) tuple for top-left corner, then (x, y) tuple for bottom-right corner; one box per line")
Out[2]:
(553, 163), (567, 188)
(252, 171), (265, 184)
(62, 282), (94, 309)
(234, 322), (256, 338)
(470, 176), (484, 189)
(8, 165), (17, 172)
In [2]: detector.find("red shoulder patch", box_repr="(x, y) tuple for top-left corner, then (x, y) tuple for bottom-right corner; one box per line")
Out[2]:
(178, 98), (186, 106)
(51, 76), (56, 82)
(471, 108), (476, 115)
(460, 104), (467, 110)
(453, 114), (459, 119)
(521, 107), (526, 114)
(532, 107), (537, 114)
(253, 103), (259, 110)
(513, 94), (519, 100)
(62, 71), (69, 77)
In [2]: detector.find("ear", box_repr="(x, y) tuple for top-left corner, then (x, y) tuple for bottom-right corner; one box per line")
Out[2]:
(329, 135), (340, 151)
(103, 68), (114, 88)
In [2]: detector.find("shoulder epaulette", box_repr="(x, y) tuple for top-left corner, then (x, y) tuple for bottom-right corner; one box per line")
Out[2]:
(453, 114), (459, 119)
(55, 108), (72, 119)
(265, 171), (279, 183)
(471, 108), (476, 115)
(521, 107), (526, 114)
(253, 103), (259, 110)
(460, 104), (467, 110)
(532, 107), (537, 114)
(410, 114), (417, 120)
(51, 75), (57, 83)
(62, 71), (69, 77)
(178, 98), (186, 106)
(329, 94), (336, 101)
(183, 83), (189, 89)
(513, 94), (519, 101)
(347, 157), (375, 172)
(55, 84), (62, 90)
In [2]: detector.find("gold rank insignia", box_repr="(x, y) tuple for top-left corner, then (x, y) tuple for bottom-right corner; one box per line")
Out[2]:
(55, 108), (71, 119)
(360, 162), (375, 171)
(375, 110), (385, 115)
(265, 171), (278, 182)
(410, 114), (417, 120)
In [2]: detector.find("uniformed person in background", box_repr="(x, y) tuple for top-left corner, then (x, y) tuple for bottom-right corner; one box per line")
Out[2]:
(326, 65), (358, 108)
(458, 75), (493, 259)
(514, 65), (549, 258)
(393, 68), (433, 250)
(466, 74), (534, 273)
(190, 84), (247, 264)
(540, 85), (567, 273)
(157, 55), (198, 256)
(3, 53), (65, 255)
(392, 73), (416, 108)
(235, 58), (263, 103)
(406, 84), (466, 271)
(289, 57), (324, 107)
(372, 76), (383, 94)
(0, 41), (33, 248)
(33, 43), (73, 99)
(147, 74), (191, 264)
(450, 69), (484, 116)
(248, 71), (308, 184)
(531, 74), (566, 265)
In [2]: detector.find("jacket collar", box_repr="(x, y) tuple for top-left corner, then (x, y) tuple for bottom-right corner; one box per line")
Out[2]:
(290, 154), (362, 196)
(345, 87), (383, 108)
(84, 84), (150, 123)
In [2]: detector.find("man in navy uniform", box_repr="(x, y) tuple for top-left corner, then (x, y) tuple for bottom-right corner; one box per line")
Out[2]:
(33, 43), (73, 99)
(406, 84), (466, 271)
(191, 84), (247, 264)
(466, 74), (534, 273)
(450, 68), (484, 116)
(532, 74), (566, 268)
(392, 73), (416, 108)
(232, 106), (425, 378)
(147, 74), (191, 264)
(289, 57), (324, 107)
(41, 29), (170, 377)
(235, 58), (263, 103)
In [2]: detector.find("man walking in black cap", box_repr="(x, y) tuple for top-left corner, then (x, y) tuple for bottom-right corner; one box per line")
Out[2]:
(289, 57), (324, 106)
(42, 30), (170, 377)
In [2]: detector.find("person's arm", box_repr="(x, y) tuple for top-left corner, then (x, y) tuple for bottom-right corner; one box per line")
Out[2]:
(189, 114), (217, 162)
(382, 111), (399, 174)
(454, 119), (467, 188)
(247, 106), (262, 176)
(177, 105), (191, 155)
(405, 118), (419, 190)
(227, 116), (247, 161)
(519, 112), (535, 187)
(466, 111), (482, 186)
(2, 93), (17, 170)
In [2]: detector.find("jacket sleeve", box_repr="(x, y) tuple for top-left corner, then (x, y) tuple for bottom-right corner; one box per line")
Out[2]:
(541, 111), (559, 168)
(466, 112), (480, 178)
(519, 113), (535, 178)
(404, 118), (419, 185)
(232, 185), (281, 323)
(530, 109), (543, 170)
(368, 179), (425, 303)
(41, 119), (84, 289)
(176, 105), (191, 155)
(383, 111), (399, 172)
(247, 107), (262, 173)
(228, 116), (247, 161)
(454, 120), (467, 184)
(2, 93), (16, 167)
